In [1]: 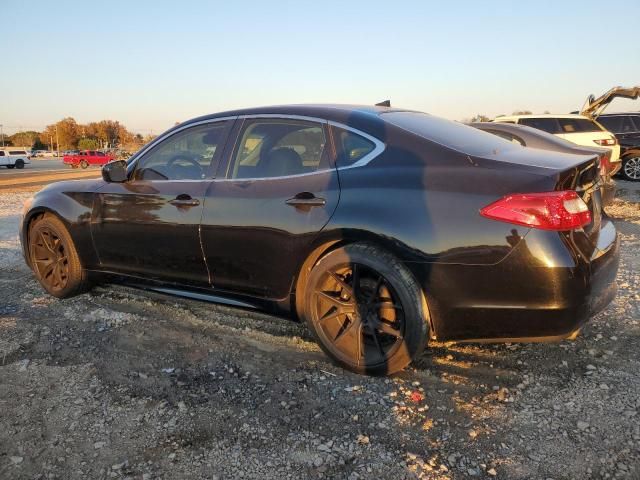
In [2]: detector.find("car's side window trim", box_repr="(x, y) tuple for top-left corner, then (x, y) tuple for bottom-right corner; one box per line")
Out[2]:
(127, 117), (236, 181)
(212, 115), (385, 182)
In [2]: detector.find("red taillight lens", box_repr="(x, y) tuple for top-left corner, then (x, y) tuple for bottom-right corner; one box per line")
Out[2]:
(480, 191), (591, 231)
(599, 152), (611, 176)
(593, 136), (617, 146)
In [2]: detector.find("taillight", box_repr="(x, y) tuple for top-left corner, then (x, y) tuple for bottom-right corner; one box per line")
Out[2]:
(599, 152), (611, 176)
(593, 136), (617, 146)
(480, 191), (591, 231)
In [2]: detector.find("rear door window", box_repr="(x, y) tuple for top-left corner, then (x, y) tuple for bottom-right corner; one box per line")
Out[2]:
(229, 119), (329, 179)
(518, 118), (562, 134)
(557, 118), (603, 133)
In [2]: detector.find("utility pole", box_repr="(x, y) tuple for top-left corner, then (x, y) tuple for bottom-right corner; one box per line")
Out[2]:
(50, 134), (54, 154)
(0, 124), (4, 147)
(55, 124), (60, 156)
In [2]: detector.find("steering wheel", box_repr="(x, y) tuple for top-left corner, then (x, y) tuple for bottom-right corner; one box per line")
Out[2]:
(166, 154), (204, 179)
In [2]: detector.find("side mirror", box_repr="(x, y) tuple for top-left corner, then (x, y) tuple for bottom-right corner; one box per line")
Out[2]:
(102, 160), (128, 183)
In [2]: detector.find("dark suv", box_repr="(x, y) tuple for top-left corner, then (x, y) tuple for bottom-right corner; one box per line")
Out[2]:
(596, 114), (640, 181)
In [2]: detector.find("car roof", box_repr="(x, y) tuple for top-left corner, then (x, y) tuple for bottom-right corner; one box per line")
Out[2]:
(180, 104), (416, 131)
(598, 112), (640, 117)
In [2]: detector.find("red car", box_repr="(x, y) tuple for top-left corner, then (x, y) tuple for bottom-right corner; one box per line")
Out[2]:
(63, 150), (114, 169)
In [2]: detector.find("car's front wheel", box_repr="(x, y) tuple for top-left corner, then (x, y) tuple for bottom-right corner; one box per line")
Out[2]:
(28, 214), (89, 298)
(621, 155), (640, 181)
(303, 243), (429, 375)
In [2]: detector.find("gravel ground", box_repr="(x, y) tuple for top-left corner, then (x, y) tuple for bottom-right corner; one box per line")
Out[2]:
(0, 181), (639, 480)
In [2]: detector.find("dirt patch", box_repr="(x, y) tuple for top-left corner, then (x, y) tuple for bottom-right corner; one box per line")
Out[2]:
(1, 183), (639, 479)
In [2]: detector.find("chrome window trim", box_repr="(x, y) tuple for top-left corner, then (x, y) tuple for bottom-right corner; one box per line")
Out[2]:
(128, 114), (387, 183)
(219, 115), (386, 181)
(327, 121), (386, 170)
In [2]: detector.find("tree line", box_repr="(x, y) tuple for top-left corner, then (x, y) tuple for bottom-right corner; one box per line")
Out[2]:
(2, 118), (157, 152)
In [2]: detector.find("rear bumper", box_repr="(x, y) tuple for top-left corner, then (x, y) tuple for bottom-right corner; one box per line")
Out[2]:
(408, 222), (620, 342)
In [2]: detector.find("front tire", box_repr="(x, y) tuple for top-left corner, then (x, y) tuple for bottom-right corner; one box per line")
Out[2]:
(621, 155), (640, 181)
(303, 243), (429, 375)
(28, 214), (89, 298)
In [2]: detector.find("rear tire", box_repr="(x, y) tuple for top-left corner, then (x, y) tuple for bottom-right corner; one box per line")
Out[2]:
(303, 243), (429, 375)
(80, 160), (89, 169)
(15, 160), (24, 169)
(621, 155), (640, 181)
(28, 214), (89, 298)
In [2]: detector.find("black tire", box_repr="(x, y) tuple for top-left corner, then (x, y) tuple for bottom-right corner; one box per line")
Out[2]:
(303, 243), (429, 375)
(15, 159), (24, 169)
(80, 160), (89, 169)
(621, 155), (640, 181)
(7, 165), (15, 169)
(28, 214), (89, 298)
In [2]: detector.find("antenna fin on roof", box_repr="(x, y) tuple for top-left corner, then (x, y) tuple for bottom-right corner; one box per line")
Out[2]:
(375, 100), (391, 107)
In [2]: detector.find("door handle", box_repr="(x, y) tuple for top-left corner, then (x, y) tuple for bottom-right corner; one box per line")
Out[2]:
(285, 193), (326, 207)
(169, 195), (200, 207)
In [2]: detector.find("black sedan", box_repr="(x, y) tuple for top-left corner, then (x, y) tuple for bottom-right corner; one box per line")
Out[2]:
(20, 105), (620, 375)
(471, 122), (617, 205)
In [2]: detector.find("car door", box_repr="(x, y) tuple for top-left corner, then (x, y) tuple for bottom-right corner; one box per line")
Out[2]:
(200, 117), (340, 299)
(91, 119), (233, 286)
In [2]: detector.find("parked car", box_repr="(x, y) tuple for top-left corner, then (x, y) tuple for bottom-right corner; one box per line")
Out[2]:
(0, 148), (31, 169)
(63, 150), (114, 169)
(62, 150), (80, 157)
(579, 86), (640, 181)
(471, 122), (616, 204)
(20, 105), (620, 375)
(492, 114), (621, 166)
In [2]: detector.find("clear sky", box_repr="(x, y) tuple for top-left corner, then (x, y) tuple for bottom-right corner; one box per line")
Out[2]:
(2, 0), (639, 135)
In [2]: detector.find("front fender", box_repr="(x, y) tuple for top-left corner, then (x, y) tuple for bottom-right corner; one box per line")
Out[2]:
(21, 179), (104, 269)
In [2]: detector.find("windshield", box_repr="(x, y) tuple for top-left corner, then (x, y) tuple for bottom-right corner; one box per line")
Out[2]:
(382, 111), (518, 156)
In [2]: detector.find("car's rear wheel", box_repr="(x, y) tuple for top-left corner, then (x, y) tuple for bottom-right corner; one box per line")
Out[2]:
(15, 159), (24, 169)
(622, 156), (640, 181)
(303, 243), (429, 375)
(28, 214), (89, 298)
(80, 160), (89, 169)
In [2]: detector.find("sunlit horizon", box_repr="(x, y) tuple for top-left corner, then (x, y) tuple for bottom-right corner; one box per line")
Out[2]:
(2, 0), (639, 136)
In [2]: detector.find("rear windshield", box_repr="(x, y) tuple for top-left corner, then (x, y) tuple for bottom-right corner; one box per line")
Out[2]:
(557, 118), (603, 133)
(381, 111), (517, 156)
(518, 118), (561, 134)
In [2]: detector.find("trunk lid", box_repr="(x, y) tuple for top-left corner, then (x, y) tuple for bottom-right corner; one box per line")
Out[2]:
(581, 85), (640, 118)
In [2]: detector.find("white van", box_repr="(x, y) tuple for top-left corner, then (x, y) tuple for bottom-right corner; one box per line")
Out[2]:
(493, 114), (621, 164)
(0, 149), (31, 169)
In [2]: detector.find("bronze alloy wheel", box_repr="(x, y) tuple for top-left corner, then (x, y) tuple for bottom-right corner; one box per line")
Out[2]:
(28, 215), (89, 298)
(304, 243), (429, 375)
(30, 226), (69, 292)
(311, 263), (405, 367)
